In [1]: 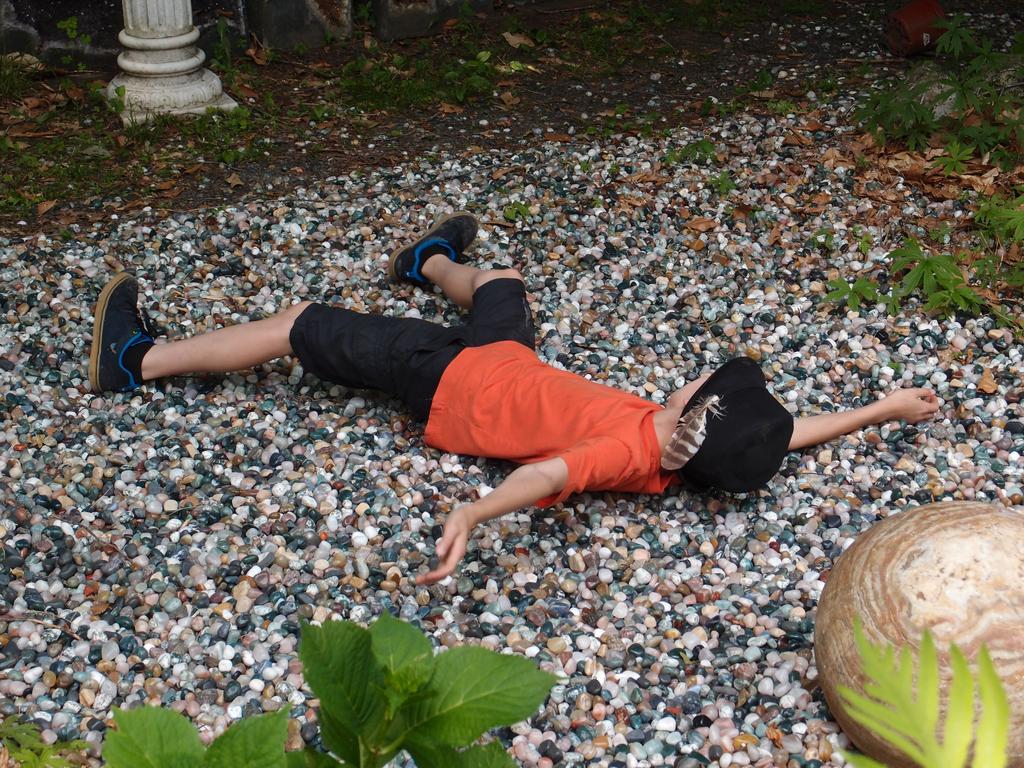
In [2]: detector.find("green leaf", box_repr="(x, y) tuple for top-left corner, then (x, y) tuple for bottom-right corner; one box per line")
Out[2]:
(972, 647), (1010, 768)
(204, 707), (289, 768)
(319, 708), (363, 766)
(284, 749), (348, 768)
(299, 620), (387, 733)
(943, 645), (975, 766)
(406, 740), (516, 768)
(842, 753), (889, 768)
(914, 630), (940, 737)
(104, 707), (206, 768)
(398, 647), (556, 747)
(839, 686), (926, 763)
(369, 611), (434, 690)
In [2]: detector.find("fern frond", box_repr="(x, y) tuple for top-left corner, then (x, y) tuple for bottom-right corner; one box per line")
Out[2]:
(944, 646), (975, 766)
(972, 648), (1009, 768)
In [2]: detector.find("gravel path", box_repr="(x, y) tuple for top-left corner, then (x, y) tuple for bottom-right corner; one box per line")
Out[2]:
(3, 51), (1024, 768)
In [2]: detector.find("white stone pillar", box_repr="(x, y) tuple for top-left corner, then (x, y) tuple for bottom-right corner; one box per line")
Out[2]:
(107, 0), (236, 124)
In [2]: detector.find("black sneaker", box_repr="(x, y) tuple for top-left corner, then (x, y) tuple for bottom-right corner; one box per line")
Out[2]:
(88, 273), (158, 393)
(388, 211), (479, 285)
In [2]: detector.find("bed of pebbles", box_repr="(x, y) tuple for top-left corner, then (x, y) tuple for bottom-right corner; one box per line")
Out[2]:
(2, 71), (1024, 768)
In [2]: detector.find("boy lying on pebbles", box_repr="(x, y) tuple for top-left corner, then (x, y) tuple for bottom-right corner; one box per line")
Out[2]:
(88, 212), (940, 585)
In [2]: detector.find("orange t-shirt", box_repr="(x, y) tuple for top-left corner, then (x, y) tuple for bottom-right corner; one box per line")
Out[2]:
(424, 341), (676, 506)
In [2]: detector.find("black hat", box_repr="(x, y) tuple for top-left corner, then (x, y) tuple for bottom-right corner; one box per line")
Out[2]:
(674, 357), (793, 492)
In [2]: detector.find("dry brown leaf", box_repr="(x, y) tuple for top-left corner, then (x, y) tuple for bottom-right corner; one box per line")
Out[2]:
(686, 217), (717, 232)
(622, 171), (670, 186)
(502, 31), (535, 49)
(978, 367), (997, 395)
(226, 173), (243, 187)
(245, 46), (267, 65)
(36, 200), (56, 216)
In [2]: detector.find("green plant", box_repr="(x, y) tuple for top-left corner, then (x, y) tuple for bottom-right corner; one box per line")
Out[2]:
(739, 68), (774, 95)
(56, 15), (90, 45)
(766, 99), (798, 115)
(0, 715), (88, 767)
(808, 227), (836, 252)
(841, 621), (1009, 768)
(857, 15), (1024, 166)
(826, 277), (880, 312)
(0, 54), (31, 101)
(109, 84), (127, 115)
(664, 138), (716, 166)
(976, 194), (1024, 245)
(887, 240), (986, 316)
(295, 613), (555, 767)
(709, 170), (735, 196)
(105, 706), (289, 768)
(210, 18), (238, 83)
(855, 228), (874, 256)
(100, 615), (554, 768)
(503, 201), (531, 222)
(931, 139), (974, 176)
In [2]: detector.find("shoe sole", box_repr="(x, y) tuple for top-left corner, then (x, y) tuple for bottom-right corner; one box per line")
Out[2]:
(88, 272), (133, 392)
(387, 210), (477, 282)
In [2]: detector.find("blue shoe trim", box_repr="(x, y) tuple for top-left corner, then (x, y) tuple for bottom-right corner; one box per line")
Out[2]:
(117, 331), (154, 392)
(408, 238), (457, 283)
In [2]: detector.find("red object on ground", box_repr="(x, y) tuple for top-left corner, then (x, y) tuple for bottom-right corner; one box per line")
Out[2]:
(885, 0), (946, 56)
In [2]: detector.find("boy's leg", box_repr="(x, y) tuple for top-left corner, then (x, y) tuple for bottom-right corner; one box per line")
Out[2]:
(140, 300), (312, 380)
(421, 256), (523, 309)
(88, 272), (314, 392)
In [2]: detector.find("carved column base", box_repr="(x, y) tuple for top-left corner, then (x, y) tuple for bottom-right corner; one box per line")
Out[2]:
(107, 69), (237, 124)
(109, 0), (236, 124)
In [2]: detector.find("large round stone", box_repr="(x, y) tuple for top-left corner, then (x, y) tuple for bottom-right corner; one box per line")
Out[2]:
(815, 502), (1024, 767)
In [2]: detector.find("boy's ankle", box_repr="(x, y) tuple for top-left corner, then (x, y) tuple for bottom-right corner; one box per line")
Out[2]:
(418, 247), (454, 280)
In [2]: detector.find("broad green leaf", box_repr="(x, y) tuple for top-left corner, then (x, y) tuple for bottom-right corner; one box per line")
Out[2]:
(399, 647), (556, 747)
(204, 707), (289, 768)
(104, 707), (206, 768)
(943, 645), (975, 766)
(972, 648), (1010, 768)
(299, 620), (386, 734)
(369, 611), (434, 693)
(406, 740), (516, 768)
(319, 709), (362, 766)
(285, 749), (348, 767)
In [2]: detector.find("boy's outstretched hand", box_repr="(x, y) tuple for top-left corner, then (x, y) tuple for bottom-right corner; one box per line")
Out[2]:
(416, 505), (475, 586)
(880, 387), (940, 422)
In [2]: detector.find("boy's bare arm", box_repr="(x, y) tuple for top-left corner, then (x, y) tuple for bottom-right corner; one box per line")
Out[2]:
(789, 387), (939, 450)
(416, 457), (569, 586)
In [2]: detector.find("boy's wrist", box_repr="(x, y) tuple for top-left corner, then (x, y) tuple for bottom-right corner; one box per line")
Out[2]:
(868, 397), (896, 423)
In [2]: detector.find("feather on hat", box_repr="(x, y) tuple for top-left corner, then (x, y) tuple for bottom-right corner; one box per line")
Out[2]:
(661, 394), (723, 471)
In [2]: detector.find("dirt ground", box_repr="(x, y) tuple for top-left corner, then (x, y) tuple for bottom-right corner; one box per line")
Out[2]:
(0, 0), (1015, 235)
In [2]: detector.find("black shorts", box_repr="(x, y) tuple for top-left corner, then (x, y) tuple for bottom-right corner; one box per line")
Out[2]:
(289, 278), (535, 420)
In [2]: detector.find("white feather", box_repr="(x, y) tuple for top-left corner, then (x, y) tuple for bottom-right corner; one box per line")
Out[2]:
(661, 394), (723, 471)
